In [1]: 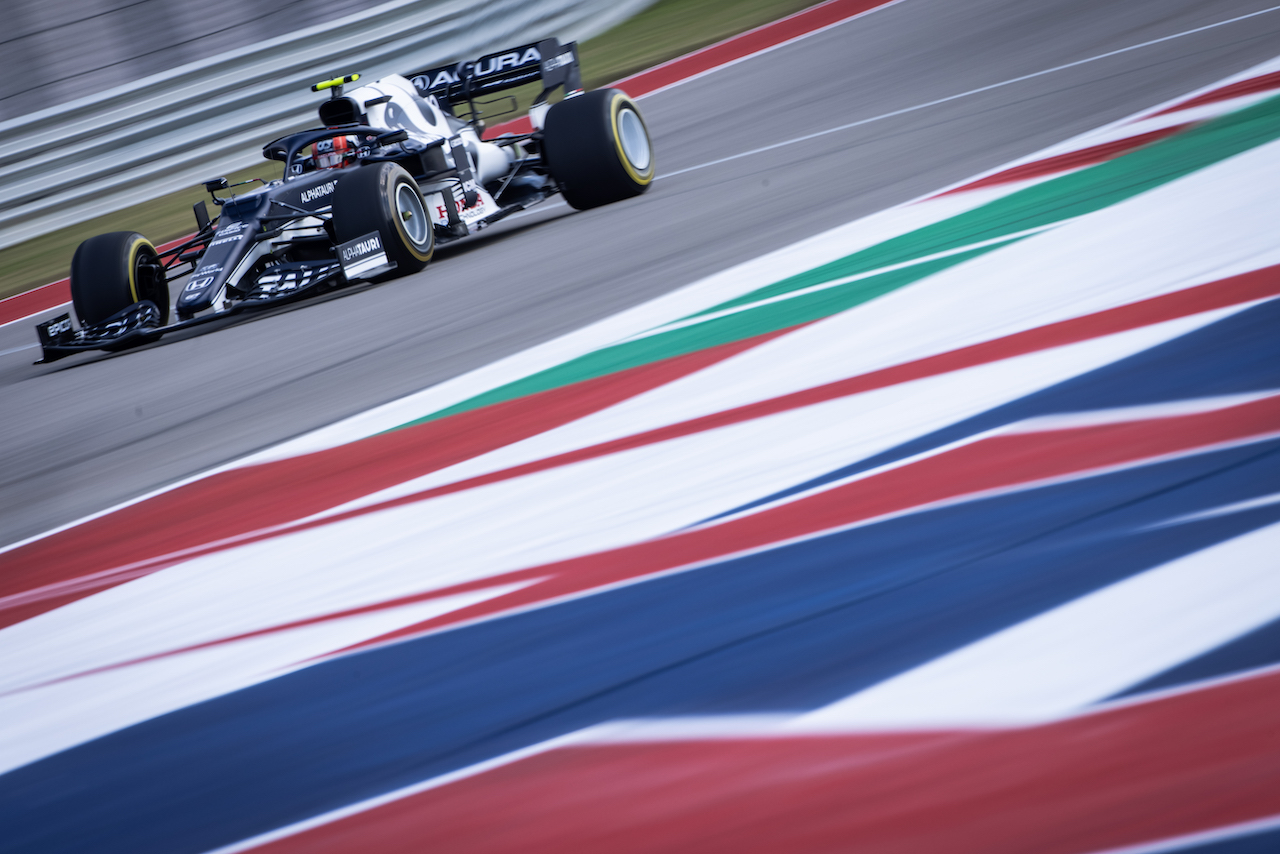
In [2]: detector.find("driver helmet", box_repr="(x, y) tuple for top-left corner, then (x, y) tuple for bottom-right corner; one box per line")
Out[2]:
(314, 135), (357, 169)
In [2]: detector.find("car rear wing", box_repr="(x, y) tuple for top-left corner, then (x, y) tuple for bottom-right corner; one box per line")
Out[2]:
(408, 37), (582, 113)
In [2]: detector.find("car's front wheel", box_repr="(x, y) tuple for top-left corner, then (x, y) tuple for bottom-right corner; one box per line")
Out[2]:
(331, 162), (434, 280)
(541, 88), (654, 210)
(69, 231), (169, 328)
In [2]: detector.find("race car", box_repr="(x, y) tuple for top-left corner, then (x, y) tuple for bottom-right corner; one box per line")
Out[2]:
(36, 38), (654, 362)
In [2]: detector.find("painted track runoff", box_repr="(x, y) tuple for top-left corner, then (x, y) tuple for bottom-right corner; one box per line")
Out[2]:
(5, 1), (1280, 852)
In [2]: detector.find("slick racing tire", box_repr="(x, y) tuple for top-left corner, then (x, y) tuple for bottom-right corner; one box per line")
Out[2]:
(70, 231), (169, 327)
(331, 162), (433, 280)
(541, 88), (654, 210)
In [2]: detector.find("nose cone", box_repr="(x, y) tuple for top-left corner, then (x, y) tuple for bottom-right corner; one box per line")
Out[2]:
(177, 276), (218, 313)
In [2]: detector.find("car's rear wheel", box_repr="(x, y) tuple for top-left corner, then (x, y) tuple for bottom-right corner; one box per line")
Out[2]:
(70, 231), (169, 327)
(541, 88), (654, 210)
(331, 162), (433, 280)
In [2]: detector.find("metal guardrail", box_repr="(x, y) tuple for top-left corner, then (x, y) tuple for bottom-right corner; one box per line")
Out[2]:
(0, 0), (655, 251)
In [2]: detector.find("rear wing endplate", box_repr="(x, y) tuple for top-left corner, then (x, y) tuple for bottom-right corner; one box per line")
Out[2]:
(409, 38), (581, 111)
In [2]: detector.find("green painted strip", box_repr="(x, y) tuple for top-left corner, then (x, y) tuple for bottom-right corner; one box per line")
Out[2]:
(415, 245), (1001, 425)
(637, 228), (1039, 339)
(699, 92), (1280, 315)
(400, 92), (1280, 430)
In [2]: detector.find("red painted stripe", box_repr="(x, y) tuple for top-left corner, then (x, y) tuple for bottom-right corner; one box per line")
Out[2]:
(313, 263), (1280, 520)
(2, 234), (197, 327)
(311, 393), (1280, 657)
(0, 329), (792, 629)
(0, 279), (71, 326)
(484, 0), (898, 139)
(109, 395), (1280, 674)
(1151, 69), (1280, 117)
(8, 263), (1276, 634)
(611, 0), (898, 97)
(940, 123), (1192, 196)
(27, 320), (1280, 680)
(247, 668), (1280, 854)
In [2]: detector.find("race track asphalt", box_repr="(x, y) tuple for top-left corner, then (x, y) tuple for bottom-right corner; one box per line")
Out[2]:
(2, 0), (1280, 548)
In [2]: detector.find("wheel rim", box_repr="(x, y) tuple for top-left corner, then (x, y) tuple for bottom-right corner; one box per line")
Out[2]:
(130, 241), (168, 321)
(395, 182), (430, 247)
(135, 254), (158, 303)
(617, 107), (651, 173)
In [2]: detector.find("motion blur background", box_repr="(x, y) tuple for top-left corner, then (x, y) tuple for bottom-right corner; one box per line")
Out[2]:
(0, 0), (714, 293)
(0, 0), (387, 119)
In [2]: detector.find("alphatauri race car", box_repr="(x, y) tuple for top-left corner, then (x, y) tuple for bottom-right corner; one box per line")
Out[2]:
(36, 39), (654, 361)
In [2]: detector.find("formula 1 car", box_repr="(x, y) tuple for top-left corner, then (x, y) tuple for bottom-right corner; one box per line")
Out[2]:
(36, 38), (654, 361)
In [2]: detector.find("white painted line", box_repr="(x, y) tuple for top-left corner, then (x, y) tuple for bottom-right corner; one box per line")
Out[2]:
(660, 6), (1280, 181)
(0, 343), (36, 357)
(1151, 490), (1280, 528)
(619, 222), (1067, 342)
(0, 306), (67, 332)
(200, 726), (605, 854)
(1079, 812), (1280, 854)
(792, 521), (1280, 730)
(0, 585), (533, 776)
(1005, 390), (1280, 433)
(924, 54), (1280, 196)
(203, 678), (1280, 853)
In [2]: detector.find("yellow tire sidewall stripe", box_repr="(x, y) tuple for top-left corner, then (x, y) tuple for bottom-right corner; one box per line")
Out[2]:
(610, 93), (654, 186)
(389, 172), (433, 263)
(125, 237), (153, 304)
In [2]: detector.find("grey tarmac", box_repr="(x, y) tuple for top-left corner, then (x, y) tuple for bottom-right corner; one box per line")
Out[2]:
(2, 0), (1280, 548)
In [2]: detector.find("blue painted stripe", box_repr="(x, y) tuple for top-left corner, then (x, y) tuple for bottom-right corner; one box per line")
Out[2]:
(1181, 827), (1280, 854)
(1110, 614), (1280, 701)
(701, 296), (1280, 524)
(3, 438), (1277, 854)
(1091, 823), (1280, 854)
